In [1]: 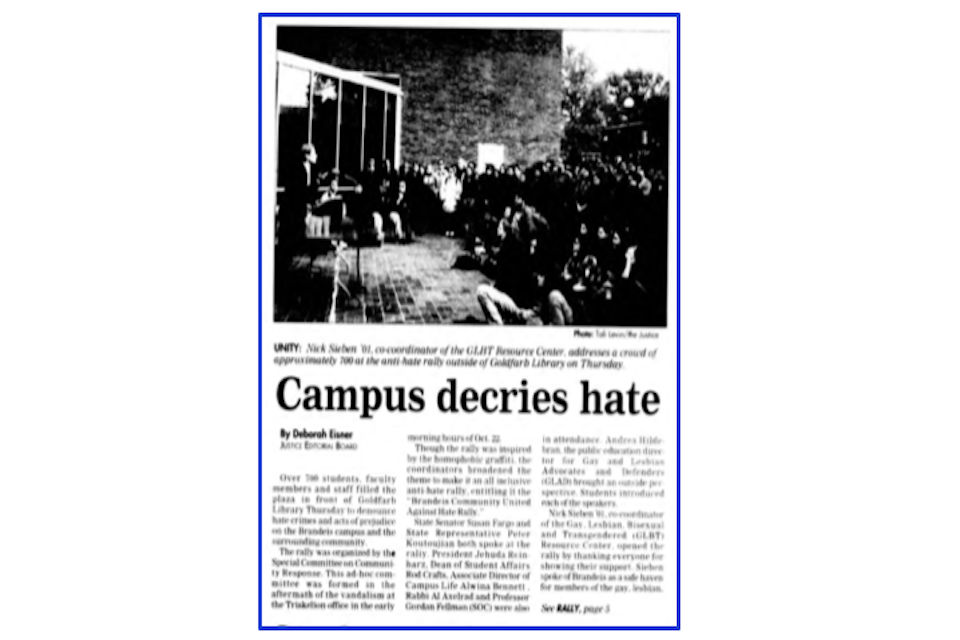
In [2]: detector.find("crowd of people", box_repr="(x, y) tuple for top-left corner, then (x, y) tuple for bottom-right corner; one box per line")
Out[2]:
(279, 144), (668, 326)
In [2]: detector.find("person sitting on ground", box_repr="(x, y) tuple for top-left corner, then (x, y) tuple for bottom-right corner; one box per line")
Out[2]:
(476, 224), (572, 326)
(561, 237), (585, 291)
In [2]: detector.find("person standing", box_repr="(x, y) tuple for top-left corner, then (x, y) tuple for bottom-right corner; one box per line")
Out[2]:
(275, 143), (317, 309)
(440, 169), (462, 237)
(279, 143), (317, 249)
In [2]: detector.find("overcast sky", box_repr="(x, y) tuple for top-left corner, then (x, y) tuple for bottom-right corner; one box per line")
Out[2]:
(562, 29), (671, 82)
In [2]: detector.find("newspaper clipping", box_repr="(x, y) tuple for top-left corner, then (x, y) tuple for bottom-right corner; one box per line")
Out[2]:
(260, 14), (679, 628)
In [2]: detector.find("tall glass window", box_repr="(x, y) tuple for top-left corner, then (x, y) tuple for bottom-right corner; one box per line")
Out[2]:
(276, 64), (311, 188)
(311, 73), (339, 174)
(386, 94), (398, 167)
(276, 55), (402, 182)
(364, 88), (386, 168)
(338, 81), (364, 177)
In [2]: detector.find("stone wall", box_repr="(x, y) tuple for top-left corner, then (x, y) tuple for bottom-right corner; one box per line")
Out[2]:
(277, 27), (563, 167)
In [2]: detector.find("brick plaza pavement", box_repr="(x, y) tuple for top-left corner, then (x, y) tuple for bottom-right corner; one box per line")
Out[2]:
(276, 235), (492, 324)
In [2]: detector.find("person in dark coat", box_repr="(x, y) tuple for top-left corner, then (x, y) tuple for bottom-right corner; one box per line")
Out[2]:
(278, 143), (317, 250)
(275, 143), (318, 309)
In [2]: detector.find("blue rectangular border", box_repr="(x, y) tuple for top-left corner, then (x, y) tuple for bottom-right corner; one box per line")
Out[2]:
(259, 12), (680, 630)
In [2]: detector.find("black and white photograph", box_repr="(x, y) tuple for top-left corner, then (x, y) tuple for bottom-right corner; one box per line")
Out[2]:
(12, 4), (960, 639)
(273, 24), (672, 326)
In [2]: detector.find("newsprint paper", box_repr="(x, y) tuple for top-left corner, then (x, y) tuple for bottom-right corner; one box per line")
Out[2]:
(259, 14), (679, 629)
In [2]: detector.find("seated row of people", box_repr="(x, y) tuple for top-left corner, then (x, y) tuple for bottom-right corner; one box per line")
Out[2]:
(474, 194), (659, 327)
(278, 146), (413, 249)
